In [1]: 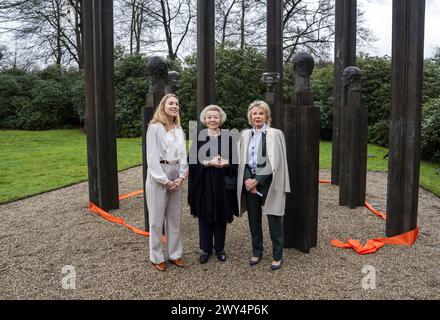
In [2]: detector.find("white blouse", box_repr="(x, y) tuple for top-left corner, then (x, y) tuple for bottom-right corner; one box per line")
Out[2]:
(146, 123), (188, 185)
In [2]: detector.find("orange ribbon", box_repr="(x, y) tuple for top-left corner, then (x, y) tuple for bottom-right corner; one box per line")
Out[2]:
(88, 189), (166, 243)
(89, 202), (149, 237)
(364, 201), (387, 220)
(323, 182), (418, 254)
(331, 227), (419, 254)
(119, 190), (144, 201)
(318, 179), (419, 254)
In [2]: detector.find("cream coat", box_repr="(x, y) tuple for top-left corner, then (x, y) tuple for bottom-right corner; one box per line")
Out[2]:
(237, 127), (291, 216)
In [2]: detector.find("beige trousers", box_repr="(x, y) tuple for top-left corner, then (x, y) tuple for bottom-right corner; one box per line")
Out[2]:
(146, 164), (183, 264)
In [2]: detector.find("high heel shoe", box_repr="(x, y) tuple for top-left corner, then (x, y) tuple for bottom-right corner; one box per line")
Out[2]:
(249, 256), (262, 266)
(271, 260), (282, 271)
(199, 252), (211, 264)
(215, 250), (226, 262)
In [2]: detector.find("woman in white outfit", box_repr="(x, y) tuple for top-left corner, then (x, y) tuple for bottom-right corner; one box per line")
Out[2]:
(146, 93), (188, 271)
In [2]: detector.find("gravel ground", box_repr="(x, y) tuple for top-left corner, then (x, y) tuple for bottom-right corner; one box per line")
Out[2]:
(0, 167), (439, 300)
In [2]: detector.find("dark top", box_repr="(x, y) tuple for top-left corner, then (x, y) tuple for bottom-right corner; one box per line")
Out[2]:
(188, 134), (239, 224)
(243, 132), (273, 203)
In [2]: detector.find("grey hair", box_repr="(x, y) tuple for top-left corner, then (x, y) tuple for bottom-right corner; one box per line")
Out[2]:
(247, 100), (272, 127)
(200, 105), (227, 126)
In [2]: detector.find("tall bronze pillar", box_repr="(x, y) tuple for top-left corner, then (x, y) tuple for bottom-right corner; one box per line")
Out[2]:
(83, 0), (119, 211)
(284, 53), (320, 253)
(197, 0), (215, 130)
(267, 0), (284, 129)
(339, 67), (368, 209)
(387, 0), (425, 237)
(332, 0), (357, 185)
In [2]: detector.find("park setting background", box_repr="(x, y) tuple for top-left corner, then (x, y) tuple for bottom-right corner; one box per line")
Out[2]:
(0, 0), (439, 204)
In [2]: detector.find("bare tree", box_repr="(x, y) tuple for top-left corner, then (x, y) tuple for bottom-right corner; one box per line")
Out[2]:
(282, 0), (335, 62)
(137, 0), (194, 60)
(117, 0), (156, 55)
(0, 0), (84, 68)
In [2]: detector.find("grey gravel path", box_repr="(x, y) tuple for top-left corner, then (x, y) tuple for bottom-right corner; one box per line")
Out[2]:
(0, 167), (439, 300)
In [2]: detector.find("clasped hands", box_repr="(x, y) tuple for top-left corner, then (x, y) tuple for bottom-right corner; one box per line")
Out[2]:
(203, 155), (229, 168)
(165, 177), (184, 192)
(244, 179), (259, 194)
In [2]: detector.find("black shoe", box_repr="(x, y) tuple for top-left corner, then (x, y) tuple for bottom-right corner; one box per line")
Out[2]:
(215, 250), (226, 262)
(199, 252), (211, 264)
(249, 256), (262, 266)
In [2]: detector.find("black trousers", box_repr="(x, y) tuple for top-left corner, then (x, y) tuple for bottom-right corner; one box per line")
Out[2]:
(198, 219), (227, 253)
(245, 191), (283, 261)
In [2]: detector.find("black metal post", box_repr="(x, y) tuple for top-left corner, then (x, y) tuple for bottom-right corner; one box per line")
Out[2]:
(339, 67), (367, 208)
(332, 0), (357, 185)
(284, 52), (320, 253)
(387, 0), (425, 237)
(267, 0), (283, 129)
(83, 0), (119, 211)
(197, 0), (215, 130)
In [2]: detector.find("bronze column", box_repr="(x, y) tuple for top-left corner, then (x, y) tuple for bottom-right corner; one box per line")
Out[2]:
(267, 0), (284, 129)
(284, 53), (320, 253)
(387, 0), (425, 237)
(339, 67), (368, 208)
(332, 0), (357, 185)
(83, 0), (119, 211)
(197, 0), (215, 130)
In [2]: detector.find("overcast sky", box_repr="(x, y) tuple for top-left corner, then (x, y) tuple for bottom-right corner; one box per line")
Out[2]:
(362, 0), (440, 58)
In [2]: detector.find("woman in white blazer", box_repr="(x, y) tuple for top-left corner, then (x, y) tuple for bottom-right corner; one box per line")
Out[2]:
(237, 100), (290, 270)
(146, 93), (188, 271)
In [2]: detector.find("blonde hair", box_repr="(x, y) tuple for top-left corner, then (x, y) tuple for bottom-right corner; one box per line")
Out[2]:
(149, 94), (181, 129)
(200, 105), (227, 127)
(247, 100), (272, 127)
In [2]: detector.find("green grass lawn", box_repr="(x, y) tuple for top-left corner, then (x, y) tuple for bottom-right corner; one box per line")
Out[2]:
(0, 129), (142, 204)
(0, 130), (439, 204)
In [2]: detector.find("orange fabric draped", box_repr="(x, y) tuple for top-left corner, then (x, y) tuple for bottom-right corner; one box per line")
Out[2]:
(318, 179), (419, 254)
(331, 227), (419, 254)
(88, 189), (166, 243)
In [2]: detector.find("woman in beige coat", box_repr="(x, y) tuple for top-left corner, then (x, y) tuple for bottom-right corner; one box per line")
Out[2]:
(237, 100), (290, 270)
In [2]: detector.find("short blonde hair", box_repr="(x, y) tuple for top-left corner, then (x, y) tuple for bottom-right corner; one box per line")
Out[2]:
(200, 105), (227, 127)
(247, 100), (272, 127)
(149, 93), (181, 128)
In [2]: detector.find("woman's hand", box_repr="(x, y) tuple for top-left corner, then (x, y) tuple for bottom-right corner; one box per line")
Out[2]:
(209, 155), (229, 168)
(249, 187), (258, 194)
(172, 177), (184, 191)
(244, 179), (258, 192)
(166, 181), (176, 191)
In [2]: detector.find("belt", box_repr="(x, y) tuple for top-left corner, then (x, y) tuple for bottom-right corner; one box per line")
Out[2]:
(160, 160), (179, 164)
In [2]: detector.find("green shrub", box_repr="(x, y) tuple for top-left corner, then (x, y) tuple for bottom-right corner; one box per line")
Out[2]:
(311, 64), (334, 140)
(179, 44), (266, 133)
(177, 54), (197, 134)
(421, 98), (440, 162)
(357, 55), (392, 127)
(114, 53), (150, 137)
(70, 71), (86, 124)
(368, 119), (389, 147)
(15, 79), (71, 130)
(0, 73), (21, 128)
(423, 60), (440, 103)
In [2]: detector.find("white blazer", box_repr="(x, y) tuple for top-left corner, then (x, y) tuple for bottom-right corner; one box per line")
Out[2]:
(237, 127), (291, 216)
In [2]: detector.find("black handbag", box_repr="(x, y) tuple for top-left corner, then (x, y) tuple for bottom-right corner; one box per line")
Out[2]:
(224, 175), (237, 190)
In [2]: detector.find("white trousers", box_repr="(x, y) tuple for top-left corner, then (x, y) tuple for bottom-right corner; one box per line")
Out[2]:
(146, 164), (183, 264)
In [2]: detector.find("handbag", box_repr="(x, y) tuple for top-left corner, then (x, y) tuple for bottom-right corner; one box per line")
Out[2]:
(224, 175), (237, 190)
